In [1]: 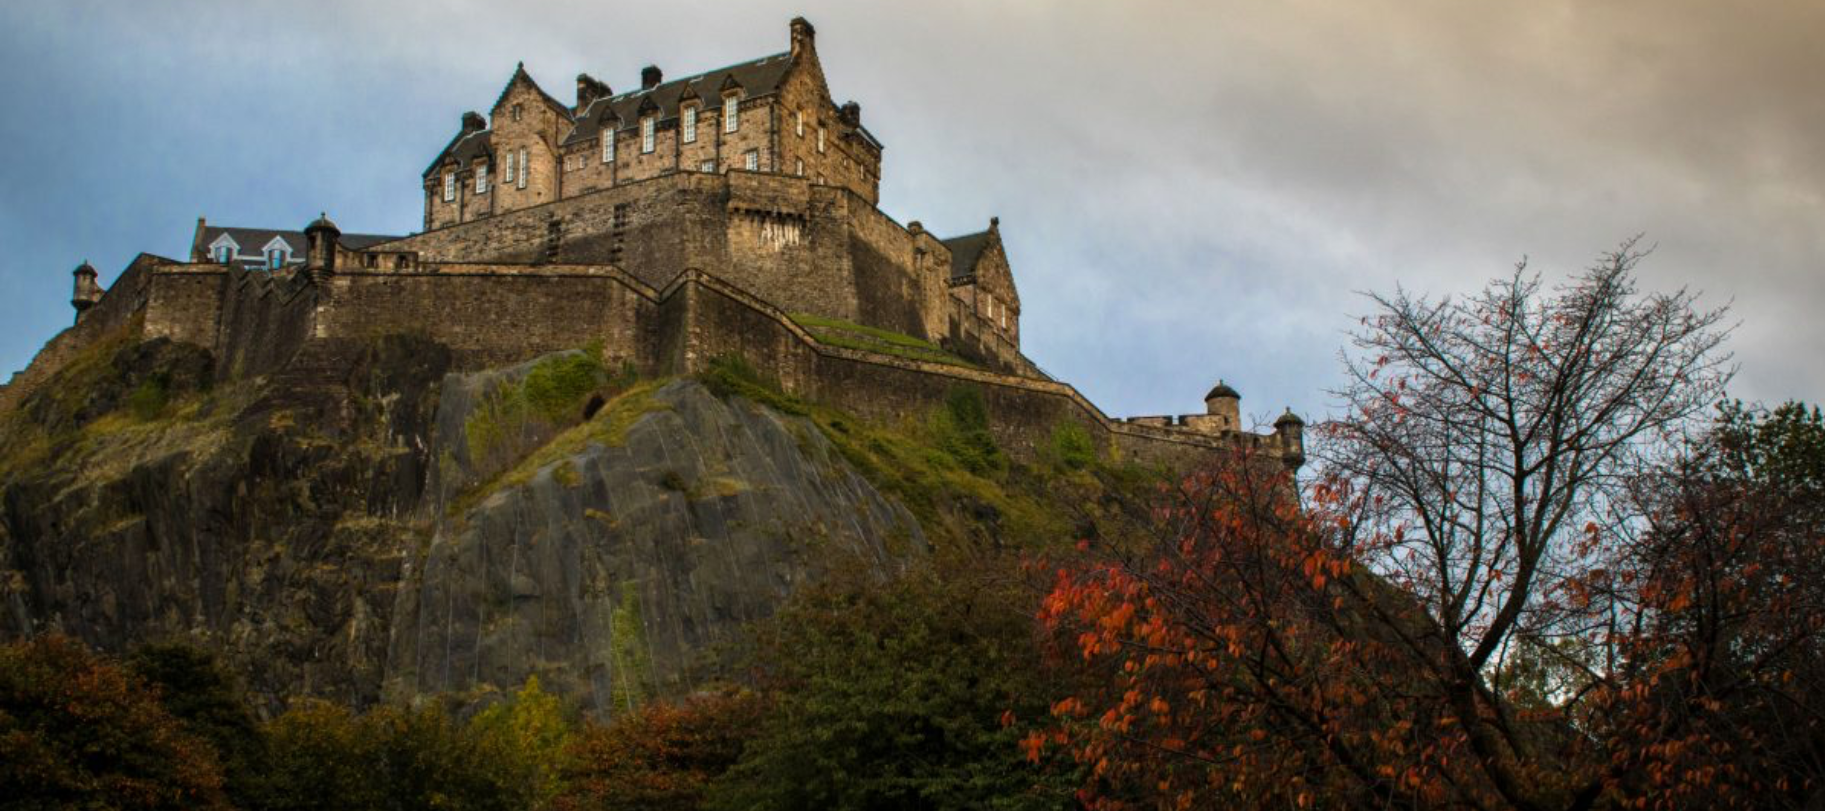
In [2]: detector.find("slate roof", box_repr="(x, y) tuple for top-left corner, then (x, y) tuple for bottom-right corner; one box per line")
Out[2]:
(198, 225), (401, 269)
(941, 230), (991, 282)
(564, 52), (794, 146)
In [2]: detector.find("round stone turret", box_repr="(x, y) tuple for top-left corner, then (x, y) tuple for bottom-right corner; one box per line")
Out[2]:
(71, 260), (102, 320)
(1204, 379), (1241, 430)
(304, 212), (340, 286)
(1274, 408), (1305, 469)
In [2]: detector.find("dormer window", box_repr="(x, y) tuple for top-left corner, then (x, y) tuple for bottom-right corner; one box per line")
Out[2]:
(641, 116), (655, 153)
(517, 148), (528, 189)
(209, 234), (239, 264)
(723, 93), (740, 133)
(602, 129), (615, 163)
(261, 237), (291, 270)
(475, 164), (489, 193)
(682, 103), (698, 143)
(443, 172), (456, 202)
(215, 246), (232, 263)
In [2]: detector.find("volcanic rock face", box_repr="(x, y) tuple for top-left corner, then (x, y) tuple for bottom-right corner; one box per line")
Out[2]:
(0, 335), (920, 714)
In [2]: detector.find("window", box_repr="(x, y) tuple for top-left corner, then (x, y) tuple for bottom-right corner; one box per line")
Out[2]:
(504, 151), (516, 183)
(700, 159), (716, 173)
(511, 103), (523, 122)
(517, 148), (528, 189)
(267, 248), (285, 269)
(214, 245), (232, 263)
(641, 117), (655, 153)
(723, 93), (739, 133)
(795, 158), (804, 176)
(602, 129), (615, 163)
(744, 149), (758, 171)
(816, 127), (826, 153)
(475, 165), (488, 193)
(682, 104), (697, 143)
(795, 110), (803, 136)
(443, 172), (455, 202)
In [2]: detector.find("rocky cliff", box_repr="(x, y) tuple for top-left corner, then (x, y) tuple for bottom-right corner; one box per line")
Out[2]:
(0, 331), (929, 714)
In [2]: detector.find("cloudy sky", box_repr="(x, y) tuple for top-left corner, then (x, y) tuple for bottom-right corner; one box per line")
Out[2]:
(2, 0), (1819, 424)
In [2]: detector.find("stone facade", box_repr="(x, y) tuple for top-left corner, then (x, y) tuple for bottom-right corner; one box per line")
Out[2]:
(3, 17), (1302, 472)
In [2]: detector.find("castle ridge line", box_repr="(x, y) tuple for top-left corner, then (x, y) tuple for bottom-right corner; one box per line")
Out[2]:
(6, 16), (1303, 471)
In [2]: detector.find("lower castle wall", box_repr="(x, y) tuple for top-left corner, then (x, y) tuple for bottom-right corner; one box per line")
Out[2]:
(213, 267), (318, 380)
(0, 255), (167, 412)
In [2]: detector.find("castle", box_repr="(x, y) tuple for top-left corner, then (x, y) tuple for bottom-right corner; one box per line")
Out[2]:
(6, 18), (1302, 470)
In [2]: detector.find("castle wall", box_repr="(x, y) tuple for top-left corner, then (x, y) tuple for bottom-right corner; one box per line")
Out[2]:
(0, 255), (168, 412)
(142, 267), (225, 348)
(317, 266), (655, 371)
(212, 267), (318, 379)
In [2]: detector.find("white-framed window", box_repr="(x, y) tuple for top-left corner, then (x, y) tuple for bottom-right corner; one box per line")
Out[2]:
(641, 117), (655, 153)
(602, 130), (615, 163)
(700, 159), (716, 173)
(475, 164), (489, 193)
(682, 104), (697, 143)
(443, 172), (455, 202)
(816, 127), (826, 153)
(267, 248), (285, 269)
(794, 158), (804, 176)
(214, 245), (232, 263)
(504, 150), (516, 183)
(722, 93), (740, 133)
(795, 110), (803, 136)
(744, 149), (758, 171)
(517, 148), (528, 189)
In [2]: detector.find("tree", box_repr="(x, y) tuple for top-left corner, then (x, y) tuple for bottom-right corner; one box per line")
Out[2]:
(1031, 244), (1813, 809)
(468, 676), (578, 810)
(555, 688), (762, 811)
(707, 564), (1077, 811)
(0, 635), (230, 811)
(125, 642), (265, 809)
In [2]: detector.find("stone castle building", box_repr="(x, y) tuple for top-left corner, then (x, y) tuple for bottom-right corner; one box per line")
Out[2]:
(7, 18), (1302, 470)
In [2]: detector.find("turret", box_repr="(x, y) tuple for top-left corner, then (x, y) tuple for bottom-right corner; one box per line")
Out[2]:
(1204, 380), (1241, 431)
(304, 212), (340, 286)
(1274, 409), (1305, 469)
(71, 260), (101, 322)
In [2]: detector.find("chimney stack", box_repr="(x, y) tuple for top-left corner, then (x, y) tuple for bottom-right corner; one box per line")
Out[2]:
(461, 111), (486, 133)
(839, 101), (861, 128)
(576, 73), (611, 110)
(790, 17), (816, 58)
(641, 65), (662, 90)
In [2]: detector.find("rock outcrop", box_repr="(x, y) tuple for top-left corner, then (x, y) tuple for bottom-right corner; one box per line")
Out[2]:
(0, 334), (920, 714)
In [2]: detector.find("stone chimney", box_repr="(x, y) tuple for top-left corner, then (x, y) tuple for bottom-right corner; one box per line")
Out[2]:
(304, 212), (341, 287)
(71, 261), (101, 321)
(839, 101), (861, 128)
(790, 17), (816, 58)
(641, 65), (663, 90)
(461, 111), (486, 133)
(576, 73), (611, 110)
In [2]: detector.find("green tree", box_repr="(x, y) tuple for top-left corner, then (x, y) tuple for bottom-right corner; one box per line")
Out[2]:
(0, 635), (230, 811)
(707, 564), (1075, 811)
(556, 688), (762, 811)
(468, 676), (577, 809)
(125, 642), (265, 809)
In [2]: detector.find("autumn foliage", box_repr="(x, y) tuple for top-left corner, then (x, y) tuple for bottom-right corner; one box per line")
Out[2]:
(1032, 247), (1824, 809)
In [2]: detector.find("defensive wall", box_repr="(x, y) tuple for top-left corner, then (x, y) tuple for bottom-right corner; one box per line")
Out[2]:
(1, 253), (1299, 471)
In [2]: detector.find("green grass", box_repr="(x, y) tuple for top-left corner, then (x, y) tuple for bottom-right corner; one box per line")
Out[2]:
(789, 314), (980, 370)
(696, 356), (1159, 554)
(447, 380), (671, 518)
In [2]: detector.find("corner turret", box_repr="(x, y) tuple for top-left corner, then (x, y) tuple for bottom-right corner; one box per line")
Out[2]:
(304, 212), (340, 286)
(1274, 408), (1305, 469)
(71, 260), (101, 322)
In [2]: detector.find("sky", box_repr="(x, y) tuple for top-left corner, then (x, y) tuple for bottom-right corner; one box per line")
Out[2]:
(1, 0), (1820, 426)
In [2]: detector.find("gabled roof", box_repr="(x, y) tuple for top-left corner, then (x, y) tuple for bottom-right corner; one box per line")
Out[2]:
(492, 62), (571, 120)
(423, 127), (493, 178)
(197, 225), (401, 269)
(563, 52), (793, 145)
(941, 230), (992, 282)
